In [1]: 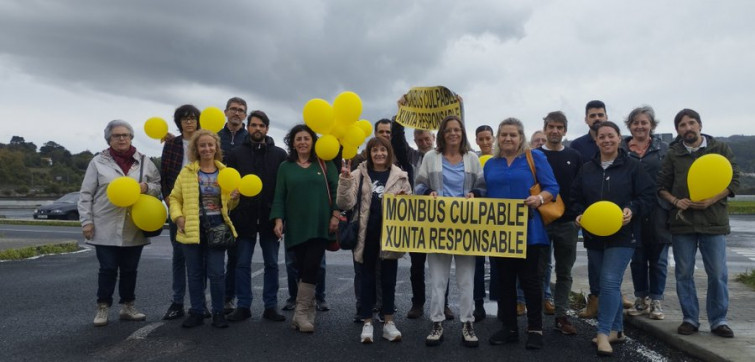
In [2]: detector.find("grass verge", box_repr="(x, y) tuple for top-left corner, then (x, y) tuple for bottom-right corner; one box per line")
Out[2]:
(0, 219), (80, 227)
(0, 242), (80, 260)
(729, 200), (755, 215)
(735, 269), (755, 290)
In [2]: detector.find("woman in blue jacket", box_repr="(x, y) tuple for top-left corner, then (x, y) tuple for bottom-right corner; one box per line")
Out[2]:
(484, 118), (559, 350)
(570, 121), (655, 356)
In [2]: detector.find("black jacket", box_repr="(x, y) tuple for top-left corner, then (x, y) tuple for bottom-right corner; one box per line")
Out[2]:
(570, 149), (656, 249)
(226, 135), (287, 237)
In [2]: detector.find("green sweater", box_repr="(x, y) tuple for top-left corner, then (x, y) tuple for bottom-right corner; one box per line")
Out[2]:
(270, 160), (338, 248)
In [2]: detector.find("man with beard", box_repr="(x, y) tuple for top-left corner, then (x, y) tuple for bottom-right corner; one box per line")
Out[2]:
(658, 108), (740, 338)
(570, 100), (607, 161)
(225, 110), (288, 322)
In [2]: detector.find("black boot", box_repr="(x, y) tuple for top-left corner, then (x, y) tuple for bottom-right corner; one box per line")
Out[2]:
(212, 312), (229, 328)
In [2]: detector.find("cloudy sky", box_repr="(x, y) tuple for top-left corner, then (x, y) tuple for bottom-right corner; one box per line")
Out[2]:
(1, 0), (753, 157)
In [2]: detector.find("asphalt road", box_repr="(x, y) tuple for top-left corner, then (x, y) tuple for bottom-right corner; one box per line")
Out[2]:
(0, 225), (722, 361)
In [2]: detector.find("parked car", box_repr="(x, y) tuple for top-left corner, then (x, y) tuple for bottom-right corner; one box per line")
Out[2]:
(33, 192), (80, 220)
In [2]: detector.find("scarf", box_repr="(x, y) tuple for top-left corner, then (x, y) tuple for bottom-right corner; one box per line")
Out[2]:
(109, 146), (137, 175)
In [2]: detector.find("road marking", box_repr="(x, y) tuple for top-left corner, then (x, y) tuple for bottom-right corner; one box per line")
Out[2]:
(731, 247), (755, 262)
(127, 322), (164, 340)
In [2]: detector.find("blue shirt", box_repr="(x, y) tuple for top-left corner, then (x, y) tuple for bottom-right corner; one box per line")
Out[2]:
(483, 150), (559, 246)
(441, 158), (465, 197)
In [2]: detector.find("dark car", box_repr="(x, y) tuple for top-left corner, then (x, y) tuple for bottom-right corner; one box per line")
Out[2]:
(33, 192), (80, 220)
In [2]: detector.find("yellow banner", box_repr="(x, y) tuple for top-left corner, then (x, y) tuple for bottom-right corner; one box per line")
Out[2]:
(381, 194), (529, 258)
(395, 86), (462, 130)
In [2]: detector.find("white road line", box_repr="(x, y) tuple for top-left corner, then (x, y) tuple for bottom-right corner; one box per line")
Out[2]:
(127, 322), (164, 340)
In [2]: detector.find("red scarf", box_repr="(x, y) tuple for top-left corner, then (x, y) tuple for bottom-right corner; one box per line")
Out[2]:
(109, 146), (137, 175)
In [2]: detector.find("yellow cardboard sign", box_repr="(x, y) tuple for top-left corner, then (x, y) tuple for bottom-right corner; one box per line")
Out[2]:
(381, 194), (528, 258)
(395, 86), (462, 130)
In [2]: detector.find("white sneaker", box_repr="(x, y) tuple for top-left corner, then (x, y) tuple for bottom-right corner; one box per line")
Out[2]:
(382, 321), (402, 342)
(462, 321), (479, 347)
(94, 303), (109, 327)
(649, 300), (665, 320)
(627, 297), (649, 316)
(361, 323), (374, 344)
(425, 322), (444, 346)
(119, 301), (147, 321)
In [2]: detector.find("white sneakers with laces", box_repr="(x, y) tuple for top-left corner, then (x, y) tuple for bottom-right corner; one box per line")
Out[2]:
(382, 321), (402, 342)
(361, 322), (374, 344)
(94, 303), (109, 327)
(649, 299), (665, 320)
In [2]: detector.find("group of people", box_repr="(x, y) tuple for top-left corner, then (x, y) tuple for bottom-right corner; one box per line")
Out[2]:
(77, 95), (740, 356)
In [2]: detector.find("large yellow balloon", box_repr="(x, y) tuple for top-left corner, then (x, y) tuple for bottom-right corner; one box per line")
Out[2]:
(131, 194), (167, 232)
(239, 174), (263, 197)
(342, 145), (358, 160)
(144, 117), (168, 140)
(688, 154), (733, 202)
(303, 99), (335, 134)
(580, 201), (623, 237)
(333, 91), (362, 124)
(341, 125), (366, 147)
(479, 155), (492, 168)
(106, 177), (141, 207)
(356, 119), (372, 138)
(329, 123), (346, 139)
(200, 107), (226, 133)
(315, 135), (340, 161)
(217, 168), (241, 192)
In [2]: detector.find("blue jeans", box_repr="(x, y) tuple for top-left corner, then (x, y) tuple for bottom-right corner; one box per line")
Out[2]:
(588, 247), (634, 335)
(630, 241), (669, 300)
(183, 243), (226, 315)
(95, 245), (144, 305)
(285, 249), (326, 301)
(169, 220), (186, 304)
(672, 233), (729, 329)
(235, 230), (281, 309)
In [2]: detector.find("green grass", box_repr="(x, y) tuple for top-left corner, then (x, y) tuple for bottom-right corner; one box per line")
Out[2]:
(0, 241), (80, 260)
(729, 200), (755, 215)
(0, 219), (80, 227)
(736, 270), (755, 290)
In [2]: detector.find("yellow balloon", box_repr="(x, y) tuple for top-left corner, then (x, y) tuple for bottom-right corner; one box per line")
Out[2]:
(144, 117), (168, 140)
(479, 155), (492, 168)
(239, 174), (263, 197)
(581, 201), (623, 237)
(106, 177), (141, 207)
(688, 154), (733, 202)
(329, 123), (346, 138)
(342, 125), (366, 147)
(303, 98), (335, 134)
(200, 107), (226, 133)
(356, 119), (372, 137)
(342, 145), (358, 160)
(333, 91), (362, 124)
(131, 194), (167, 232)
(217, 168), (241, 192)
(315, 135), (340, 161)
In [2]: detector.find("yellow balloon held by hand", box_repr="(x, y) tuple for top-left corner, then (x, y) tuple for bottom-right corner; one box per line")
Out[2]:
(218, 168), (241, 192)
(239, 174), (263, 197)
(479, 155), (492, 168)
(144, 117), (168, 140)
(131, 195), (167, 232)
(356, 119), (372, 138)
(333, 91), (362, 124)
(580, 201), (623, 237)
(342, 146), (358, 160)
(107, 177), (141, 207)
(341, 125), (366, 148)
(200, 107), (226, 133)
(315, 135), (340, 161)
(688, 154), (733, 202)
(303, 98), (335, 134)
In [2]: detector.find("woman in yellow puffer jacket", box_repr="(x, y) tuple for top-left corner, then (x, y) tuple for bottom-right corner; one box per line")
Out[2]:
(169, 130), (239, 329)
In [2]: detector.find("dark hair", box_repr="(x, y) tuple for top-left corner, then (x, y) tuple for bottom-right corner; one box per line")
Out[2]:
(543, 111), (568, 131)
(284, 124), (318, 163)
(365, 137), (394, 170)
(673, 108), (701, 130)
(374, 118), (391, 132)
(596, 121), (621, 137)
(248, 110), (270, 127)
(475, 125), (494, 136)
(436, 115), (470, 154)
(585, 100), (606, 115)
(225, 97), (247, 111)
(173, 104), (201, 133)
(625, 106), (658, 133)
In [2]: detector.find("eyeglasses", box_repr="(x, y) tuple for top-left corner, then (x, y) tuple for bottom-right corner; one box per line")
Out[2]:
(228, 107), (246, 114)
(111, 133), (131, 140)
(181, 117), (197, 123)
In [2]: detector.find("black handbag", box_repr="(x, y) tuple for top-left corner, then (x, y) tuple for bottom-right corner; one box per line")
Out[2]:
(138, 155), (163, 238)
(200, 191), (235, 250)
(338, 173), (364, 250)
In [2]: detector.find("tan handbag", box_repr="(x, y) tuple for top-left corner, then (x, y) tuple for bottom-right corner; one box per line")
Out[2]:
(525, 149), (565, 225)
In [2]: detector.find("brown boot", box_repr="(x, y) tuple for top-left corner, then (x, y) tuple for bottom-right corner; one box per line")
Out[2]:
(306, 286), (316, 326)
(596, 333), (613, 356)
(292, 282), (315, 333)
(578, 294), (598, 319)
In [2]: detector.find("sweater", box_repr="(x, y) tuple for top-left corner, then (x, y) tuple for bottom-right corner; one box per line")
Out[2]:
(537, 145), (583, 222)
(414, 150), (486, 197)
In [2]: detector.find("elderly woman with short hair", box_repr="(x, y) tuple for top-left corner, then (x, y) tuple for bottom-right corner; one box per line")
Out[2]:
(78, 120), (161, 327)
